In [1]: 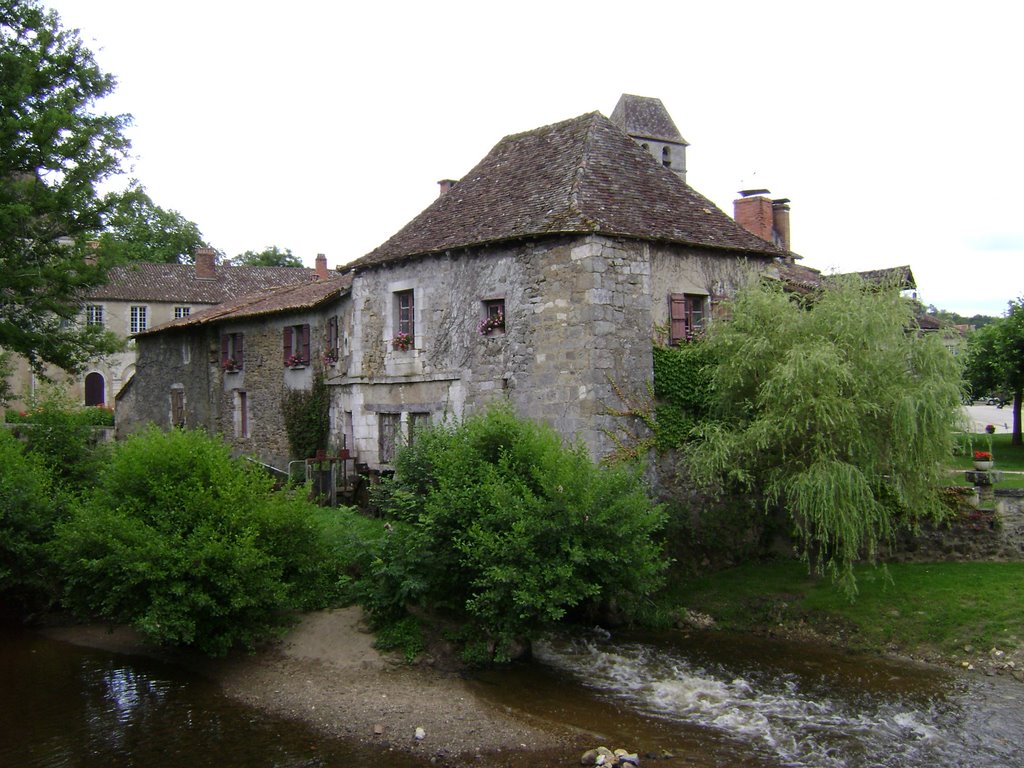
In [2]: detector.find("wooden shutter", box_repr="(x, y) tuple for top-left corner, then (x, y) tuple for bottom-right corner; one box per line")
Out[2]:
(221, 334), (229, 365)
(283, 326), (293, 363)
(669, 294), (687, 345)
(301, 324), (310, 362)
(235, 333), (243, 368)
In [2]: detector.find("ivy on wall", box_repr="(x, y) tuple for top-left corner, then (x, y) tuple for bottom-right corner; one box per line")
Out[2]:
(281, 369), (330, 459)
(651, 341), (716, 450)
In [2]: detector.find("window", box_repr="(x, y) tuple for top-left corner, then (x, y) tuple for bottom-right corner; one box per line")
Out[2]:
(409, 411), (431, 445)
(669, 293), (706, 344)
(174, 306), (191, 319)
(479, 298), (506, 335)
(236, 391), (249, 438)
(130, 305), (148, 334)
(85, 305), (104, 327)
(283, 323), (310, 366)
(325, 316), (339, 364)
(395, 290), (415, 339)
(221, 332), (244, 371)
(170, 387), (185, 427)
(662, 146), (672, 168)
(379, 412), (401, 464)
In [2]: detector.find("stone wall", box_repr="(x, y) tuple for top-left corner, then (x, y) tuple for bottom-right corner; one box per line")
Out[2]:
(888, 488), (1024, 562)
(119, 298), (346, 472)
(341, 235), (762, 467)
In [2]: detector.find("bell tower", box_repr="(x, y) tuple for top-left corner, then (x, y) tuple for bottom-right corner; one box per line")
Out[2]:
(610, 94), (689, 183)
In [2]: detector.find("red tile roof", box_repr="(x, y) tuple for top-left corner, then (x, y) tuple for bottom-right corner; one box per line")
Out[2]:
(137, 274), (352, 336)
(87, 262), (318, 304)
(349, 112), (784, 270)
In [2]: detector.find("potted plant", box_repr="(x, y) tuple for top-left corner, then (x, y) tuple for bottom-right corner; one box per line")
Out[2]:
(477, 311), (505, 336)
(973, 450), (994, 470)
(285, 353), (307, 368)
(223, 357), (239, 373)
(392, 331), (414, 351)
(322, 348), (339, 366)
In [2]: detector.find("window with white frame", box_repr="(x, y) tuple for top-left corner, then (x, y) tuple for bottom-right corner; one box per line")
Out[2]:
(85, 304), (104, 327)
(129, 305), (148, 334)
(393, 290), (415, 349)
(174, 306), (191, 319)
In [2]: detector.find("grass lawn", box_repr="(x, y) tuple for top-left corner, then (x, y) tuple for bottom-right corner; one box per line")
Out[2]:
(674, 560), (1024, 659)
(951, 432), (1024, 488)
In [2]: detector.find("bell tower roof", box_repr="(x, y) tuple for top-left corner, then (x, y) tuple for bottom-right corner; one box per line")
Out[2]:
(610, 94), (689, 146)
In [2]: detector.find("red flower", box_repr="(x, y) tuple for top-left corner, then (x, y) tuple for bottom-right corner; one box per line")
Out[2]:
(974, 451), (992, 461)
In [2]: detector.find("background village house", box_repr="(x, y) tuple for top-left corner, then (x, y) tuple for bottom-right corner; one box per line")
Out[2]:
(3, 248), (318, 412)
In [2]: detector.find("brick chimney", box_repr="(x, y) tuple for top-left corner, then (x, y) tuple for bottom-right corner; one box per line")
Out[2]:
(734, 190), (792, 253)
(315, 253), (329, 280)
(437, 179), (457, 198)
(194, 247), (217, 279)
(771, 198), (791, 251)
(734, 190), (774, 242)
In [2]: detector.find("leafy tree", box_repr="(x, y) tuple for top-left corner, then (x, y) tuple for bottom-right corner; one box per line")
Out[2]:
(0, 428), (62, 612)
(52, 428), (342, 655)
(684, 276), (964, 594)
(964, 298), (1024, 445)
(234, 245), (303, 268)
(364, 406), (668, 662)
(97, 180), (206, 264)
(0, 0), (128, 373)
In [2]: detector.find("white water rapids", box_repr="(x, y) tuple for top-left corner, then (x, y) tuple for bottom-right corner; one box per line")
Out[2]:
(532, 631), (1023, 767)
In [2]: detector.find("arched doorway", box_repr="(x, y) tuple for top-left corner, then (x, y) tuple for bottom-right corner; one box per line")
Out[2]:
(84, 372), (105, 406)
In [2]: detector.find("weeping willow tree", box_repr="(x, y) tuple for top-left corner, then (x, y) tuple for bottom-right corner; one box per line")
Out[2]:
(684, 275), (964, 595)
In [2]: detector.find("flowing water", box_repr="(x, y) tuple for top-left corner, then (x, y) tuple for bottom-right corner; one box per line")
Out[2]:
(473, 628), (1024, 767)
(3, 623), (1023, 767)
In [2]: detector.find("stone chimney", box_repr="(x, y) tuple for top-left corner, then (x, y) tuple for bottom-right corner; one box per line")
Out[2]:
(194, 247), (217, 280)
(315, 253), (329, 280)
(437, 179), (457, 198)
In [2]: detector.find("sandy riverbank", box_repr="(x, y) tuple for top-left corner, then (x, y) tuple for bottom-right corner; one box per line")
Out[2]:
(45, 607), (588, 766)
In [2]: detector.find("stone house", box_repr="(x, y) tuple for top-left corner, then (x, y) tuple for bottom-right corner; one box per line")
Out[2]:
(3, 248), (317, 411)
(119, 264), (350, 473)
(121, 95), (794, 471)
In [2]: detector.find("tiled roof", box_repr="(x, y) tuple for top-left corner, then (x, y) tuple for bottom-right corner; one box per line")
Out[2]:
(774, 262), (917, 295)
(349, 112), (784, 270)
(137, 274), (352, 336)
(87, 262), (318, 304)
(609, 94), (688, 145)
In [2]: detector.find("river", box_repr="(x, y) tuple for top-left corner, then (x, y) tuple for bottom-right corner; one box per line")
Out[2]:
(3, 623), (1022, 767)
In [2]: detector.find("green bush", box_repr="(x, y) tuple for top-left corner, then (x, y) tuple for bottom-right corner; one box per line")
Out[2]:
(364, 406), (668, 662)
(0, 430), (63, 612)
(52, 428), (342, 655)
(13, 389), (108, 487)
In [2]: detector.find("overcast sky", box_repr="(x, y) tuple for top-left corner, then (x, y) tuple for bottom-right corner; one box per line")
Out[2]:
(47, 0), (1022, 317)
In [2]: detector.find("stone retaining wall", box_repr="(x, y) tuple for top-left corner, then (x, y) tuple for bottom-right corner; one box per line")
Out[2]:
(888, 488), (1024, 563)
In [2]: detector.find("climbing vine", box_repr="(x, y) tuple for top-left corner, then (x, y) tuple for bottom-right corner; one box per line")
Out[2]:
(281, 369), (330, 459)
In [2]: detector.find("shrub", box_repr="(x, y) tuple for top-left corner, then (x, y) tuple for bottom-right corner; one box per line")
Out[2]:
(14, 388), (108, 487)
(52, 428), (341, 655)
(0, 430), (63, 612)
(364, 405), (668, 661)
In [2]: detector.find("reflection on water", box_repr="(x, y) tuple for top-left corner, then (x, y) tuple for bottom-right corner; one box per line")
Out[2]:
(515, 628), (1024, 768)
(0, 626), (424, 768)
(4, 623), (1023, 768)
